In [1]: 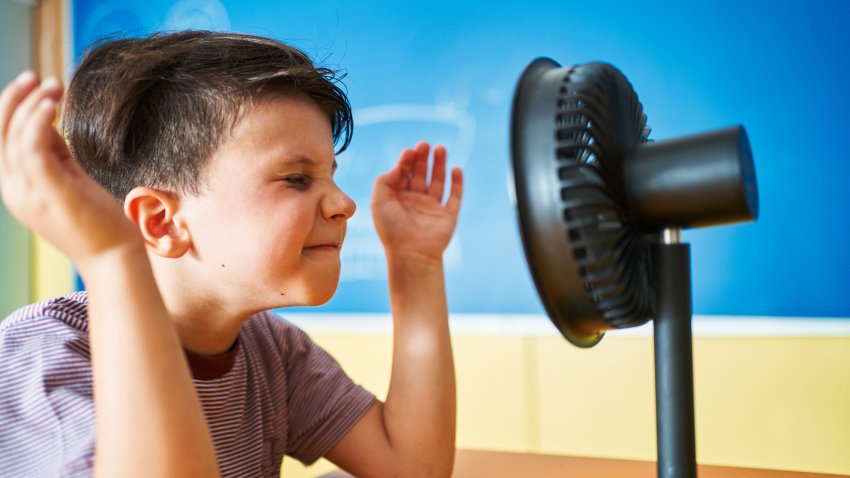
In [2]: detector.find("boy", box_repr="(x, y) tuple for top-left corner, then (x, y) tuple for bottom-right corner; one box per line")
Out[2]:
(0, 30), (462, 477)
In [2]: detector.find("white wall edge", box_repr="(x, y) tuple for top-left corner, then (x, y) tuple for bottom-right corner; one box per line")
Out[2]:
(277, 312), (850, 337)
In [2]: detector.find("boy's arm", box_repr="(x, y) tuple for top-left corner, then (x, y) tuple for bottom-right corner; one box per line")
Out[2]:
(0, 73), (220, 478)
(326, 142), (462, 477)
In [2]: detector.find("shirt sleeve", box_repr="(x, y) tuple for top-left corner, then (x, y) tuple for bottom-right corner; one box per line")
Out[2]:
(271, 314), (377, 465)
(0, 311), (97, 478)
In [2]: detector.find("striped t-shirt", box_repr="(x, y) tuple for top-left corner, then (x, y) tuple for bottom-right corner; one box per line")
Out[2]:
(0, 292), (376, 477)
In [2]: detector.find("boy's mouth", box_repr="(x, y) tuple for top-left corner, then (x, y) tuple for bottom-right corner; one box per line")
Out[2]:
(303, 241), (341, 252)
(304, 231), (345, 252)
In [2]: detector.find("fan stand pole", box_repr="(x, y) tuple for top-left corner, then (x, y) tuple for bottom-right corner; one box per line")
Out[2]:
(652, 233), (697, 478)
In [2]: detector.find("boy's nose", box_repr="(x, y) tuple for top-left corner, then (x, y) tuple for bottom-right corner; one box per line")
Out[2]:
(323, 185), (356, 222)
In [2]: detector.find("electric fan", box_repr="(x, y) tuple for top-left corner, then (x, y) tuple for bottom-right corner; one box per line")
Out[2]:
(510, 58), (758, 478)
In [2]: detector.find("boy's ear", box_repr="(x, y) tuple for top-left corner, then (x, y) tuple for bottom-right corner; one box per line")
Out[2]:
(124, 187), (191, 258)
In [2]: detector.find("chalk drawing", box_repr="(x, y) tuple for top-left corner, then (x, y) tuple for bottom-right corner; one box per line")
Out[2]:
(337, 103), (476, 282)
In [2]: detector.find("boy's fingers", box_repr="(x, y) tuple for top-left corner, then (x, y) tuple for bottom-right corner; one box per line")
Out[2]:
(409, 141), (430, 193)
(398, 148), (415, 190)
(428, 144), (447, 201)
(373, 150), (414, 209)
(0, 71), (38, 135)
(7, 78), (63, 149)
(376, 153), (403, 189)
(0, 72), (39, 173)
(29, 98), (62, 158)
(445, 167), (463, 216)
(18, 99), (59, 178)
(42, 78), (64, 103)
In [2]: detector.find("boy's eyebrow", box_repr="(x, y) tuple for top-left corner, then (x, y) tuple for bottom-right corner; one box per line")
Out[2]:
(280, 154), (337, 172)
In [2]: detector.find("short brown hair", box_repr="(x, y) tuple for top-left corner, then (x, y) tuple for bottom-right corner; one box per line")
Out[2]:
(62, 30), (353, 201)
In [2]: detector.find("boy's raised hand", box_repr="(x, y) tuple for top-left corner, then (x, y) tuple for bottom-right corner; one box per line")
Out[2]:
(0, 72), (141, 271)
(329, 141), (460, 477)
(372, 141), (463, 262)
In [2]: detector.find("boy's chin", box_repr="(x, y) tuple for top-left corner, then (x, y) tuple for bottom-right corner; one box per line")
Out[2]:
(277, 284), (339, 308)
(300, 291), (336, 307)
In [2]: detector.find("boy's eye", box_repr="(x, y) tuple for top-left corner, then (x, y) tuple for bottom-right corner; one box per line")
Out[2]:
(283, 175), (309, 186)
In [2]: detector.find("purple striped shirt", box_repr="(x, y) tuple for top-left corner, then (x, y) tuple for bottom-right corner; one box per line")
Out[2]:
(0, 292), (375, 477)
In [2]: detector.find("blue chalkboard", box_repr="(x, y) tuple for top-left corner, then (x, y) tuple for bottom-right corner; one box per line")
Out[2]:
(72, 0), (850, 317)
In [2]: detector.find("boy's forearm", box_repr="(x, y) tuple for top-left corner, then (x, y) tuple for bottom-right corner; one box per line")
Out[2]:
(79, 247), (221, 478)
(383, 252), (457, 476)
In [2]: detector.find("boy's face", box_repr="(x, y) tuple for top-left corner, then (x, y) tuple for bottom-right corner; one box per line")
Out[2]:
(176, 95), (355, 310)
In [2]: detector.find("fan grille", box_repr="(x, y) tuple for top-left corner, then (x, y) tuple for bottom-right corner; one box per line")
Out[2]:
(553, 63), (653, 328)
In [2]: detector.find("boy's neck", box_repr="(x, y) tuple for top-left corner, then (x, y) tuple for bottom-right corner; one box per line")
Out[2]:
(149, 257), (255, 357)
(173, 316), (243, 357)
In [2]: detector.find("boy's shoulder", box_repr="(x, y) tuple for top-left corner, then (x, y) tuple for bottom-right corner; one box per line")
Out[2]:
(0, 293), (96, 476)
(0, 292), (91, 363)
(1, 291), (90, 337)
(241, 310), (324, 364)
(0, 295), (322, 369)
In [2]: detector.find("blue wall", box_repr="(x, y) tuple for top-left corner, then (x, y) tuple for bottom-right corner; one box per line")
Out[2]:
(72, 0), (850, 318)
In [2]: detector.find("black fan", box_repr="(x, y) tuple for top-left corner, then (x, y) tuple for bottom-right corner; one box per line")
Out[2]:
(510, 58), (758, 478)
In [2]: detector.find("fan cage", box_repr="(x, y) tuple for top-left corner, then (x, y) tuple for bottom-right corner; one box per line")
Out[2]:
(553, 63), (654, 329)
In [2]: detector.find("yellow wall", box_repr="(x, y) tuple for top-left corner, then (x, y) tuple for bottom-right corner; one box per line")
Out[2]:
(31, 238), (74, 302)
(282, 329), (850, 477)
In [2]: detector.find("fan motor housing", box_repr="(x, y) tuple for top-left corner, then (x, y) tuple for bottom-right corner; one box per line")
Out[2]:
(624, 126), (759, 231)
